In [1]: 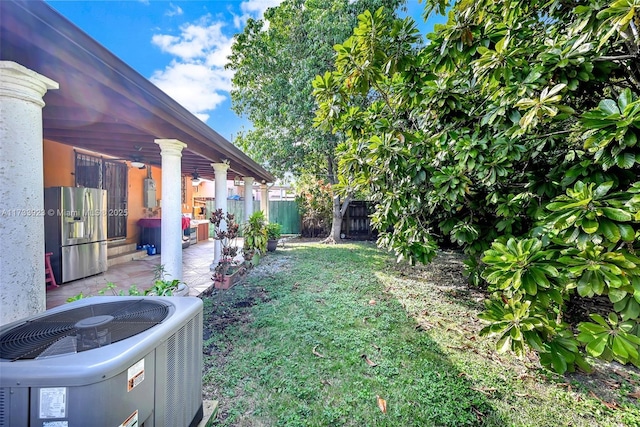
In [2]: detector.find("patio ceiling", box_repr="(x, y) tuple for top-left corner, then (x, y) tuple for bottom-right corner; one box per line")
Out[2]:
(0, 0), (274, 183)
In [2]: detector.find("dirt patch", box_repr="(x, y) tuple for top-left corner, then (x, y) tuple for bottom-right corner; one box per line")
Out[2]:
(201, 252), (294, 405)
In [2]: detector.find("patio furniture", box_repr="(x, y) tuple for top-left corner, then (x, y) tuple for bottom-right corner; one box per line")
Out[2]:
(45, 252), (59, 289)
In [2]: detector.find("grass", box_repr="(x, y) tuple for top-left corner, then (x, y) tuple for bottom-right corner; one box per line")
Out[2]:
(201, 241), (640, 426)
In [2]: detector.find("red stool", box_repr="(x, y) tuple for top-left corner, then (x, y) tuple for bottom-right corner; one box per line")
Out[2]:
(45, 252), (59, 289)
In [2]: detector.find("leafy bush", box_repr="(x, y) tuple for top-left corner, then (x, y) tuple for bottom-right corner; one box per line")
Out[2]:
(266, 222), (282, 240)
(314, 1), (640, 372)
(244, 210), (268, 255)
(295, 175), (333, 237)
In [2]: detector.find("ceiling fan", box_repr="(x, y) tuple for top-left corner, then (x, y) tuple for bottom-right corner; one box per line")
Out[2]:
(108, 145), (153, 169)
(191, 169), (201, 186)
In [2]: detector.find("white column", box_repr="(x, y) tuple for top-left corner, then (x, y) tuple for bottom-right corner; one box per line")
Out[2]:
(0, 62), (58, 324)
(243, 176), (255, 222)
(260, 183), (269, 221)
(211, 162), (230, 269)
(154, 139), (187, 282)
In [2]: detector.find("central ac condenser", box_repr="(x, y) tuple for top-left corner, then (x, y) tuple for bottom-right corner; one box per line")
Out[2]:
(0, 296), (203, 427)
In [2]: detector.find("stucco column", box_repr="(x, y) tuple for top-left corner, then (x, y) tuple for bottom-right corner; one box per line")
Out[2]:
(154, 139), (187, 282)
(243, 176), (255, 222)
(260, 183), (270, 221)
(0, 62), (58, 324)
(210, 162), (230, 269)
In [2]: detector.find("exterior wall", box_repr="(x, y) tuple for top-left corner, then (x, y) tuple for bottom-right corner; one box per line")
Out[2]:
(43, 139), (74, 187)
(268, 186), (295, 201)
(197, 181), (216, 198)
(127, 165), (162, 244)
(182, 176), (194, 215)
(42, 140), (165, 244)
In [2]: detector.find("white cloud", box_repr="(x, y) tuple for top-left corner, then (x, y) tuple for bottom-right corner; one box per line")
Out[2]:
(150, 61), (231, 117)
(150, 15), (234, 120)
(149, 1), (284, 121)
(165, 3), (183, 17)
(240, 0), (283, 15)
(232, 0), (284, 28)
(151, 16), (228, 61)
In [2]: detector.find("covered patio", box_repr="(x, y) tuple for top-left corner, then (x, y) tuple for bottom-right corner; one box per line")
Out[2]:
(45, 239), (222, 310)
(0, 0), (274, 324)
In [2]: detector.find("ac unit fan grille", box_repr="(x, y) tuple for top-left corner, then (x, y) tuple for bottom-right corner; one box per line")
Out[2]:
(0, 300), (170, 360)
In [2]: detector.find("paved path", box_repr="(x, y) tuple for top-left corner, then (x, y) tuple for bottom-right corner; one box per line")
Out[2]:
(46, 239), (224, 309)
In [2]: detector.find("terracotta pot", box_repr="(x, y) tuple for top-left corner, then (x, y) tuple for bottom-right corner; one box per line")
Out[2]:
(214, 267), (244, 290)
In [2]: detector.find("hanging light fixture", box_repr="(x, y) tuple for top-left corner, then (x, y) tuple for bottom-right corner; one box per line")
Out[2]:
(130, 160), (145, 169)
(191, 169), (201, 186)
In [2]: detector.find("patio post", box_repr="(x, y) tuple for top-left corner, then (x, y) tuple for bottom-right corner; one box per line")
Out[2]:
(211, 162), (230, 270)
(260, 183), (270, 221)
(0, 61), (58, 324)
(154, 138), (187, 282)
(243, 176), (255, 222)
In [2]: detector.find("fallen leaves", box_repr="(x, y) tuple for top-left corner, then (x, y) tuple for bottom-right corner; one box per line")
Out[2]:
(629, 390), (640, 400)
(376, 395), (387, 414)
(312, 345), (326, 358)
(361, 354), (378, 367)
(589, 391), (619, 410)
(471, 387), (497, 396)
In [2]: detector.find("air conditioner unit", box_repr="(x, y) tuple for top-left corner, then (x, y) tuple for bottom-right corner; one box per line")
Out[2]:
(0, 296), (203, 427)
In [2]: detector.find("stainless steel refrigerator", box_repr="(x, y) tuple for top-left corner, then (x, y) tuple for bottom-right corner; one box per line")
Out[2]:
(44, 187), (108, 283)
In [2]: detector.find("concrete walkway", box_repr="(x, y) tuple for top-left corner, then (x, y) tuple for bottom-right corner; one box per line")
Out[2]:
(46, 239), (222, 309)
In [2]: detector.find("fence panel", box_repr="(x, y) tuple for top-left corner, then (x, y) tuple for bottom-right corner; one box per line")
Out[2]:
(204, 200), (300, 236)
(269, 200), (301, 235)
(206, 200), (261, 237)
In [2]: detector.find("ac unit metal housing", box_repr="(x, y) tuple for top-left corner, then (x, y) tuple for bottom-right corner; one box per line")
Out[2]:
(0, 296), (203, 427)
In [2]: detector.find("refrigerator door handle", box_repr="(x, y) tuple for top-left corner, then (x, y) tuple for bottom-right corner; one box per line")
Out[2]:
(85, 189), (93, 241)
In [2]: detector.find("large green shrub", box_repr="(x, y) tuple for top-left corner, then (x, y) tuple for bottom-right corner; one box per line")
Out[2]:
(314, 1), (640, 372)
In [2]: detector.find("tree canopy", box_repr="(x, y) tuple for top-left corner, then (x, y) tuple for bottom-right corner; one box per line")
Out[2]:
(227, 0), (403, 240)
(314, 0), (640, 372)
(227, 0), (407, 175)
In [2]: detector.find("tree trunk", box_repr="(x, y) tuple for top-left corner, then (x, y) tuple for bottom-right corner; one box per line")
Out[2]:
(323, 151), (350, 244)
(324, 194), (351, 244)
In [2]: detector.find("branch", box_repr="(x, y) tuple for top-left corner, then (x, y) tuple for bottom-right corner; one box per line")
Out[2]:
(525, 129), (574, 140)
(594, 54), (639, 61)
(339, 194), (352, 217)
(629, 19), (639, 44)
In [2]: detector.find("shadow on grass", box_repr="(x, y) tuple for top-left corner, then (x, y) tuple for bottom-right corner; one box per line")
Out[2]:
(370, 245), (640, 424)
(201, 242), (506, 426)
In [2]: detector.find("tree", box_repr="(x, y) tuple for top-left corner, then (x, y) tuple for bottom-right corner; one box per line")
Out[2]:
(314, 1), (640, 372)
(227, 0), (402, 242)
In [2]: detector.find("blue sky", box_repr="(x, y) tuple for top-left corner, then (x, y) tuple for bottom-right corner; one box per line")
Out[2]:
(45, 0), (439, 142)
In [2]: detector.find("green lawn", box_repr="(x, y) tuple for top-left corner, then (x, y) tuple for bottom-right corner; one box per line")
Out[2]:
(201, 241), (640, 426)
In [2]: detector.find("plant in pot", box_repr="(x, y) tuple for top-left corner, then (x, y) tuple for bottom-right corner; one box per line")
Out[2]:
(266, 222), (281, 252)
(210, 209), (245, 289)
(243, 210), (267, 267)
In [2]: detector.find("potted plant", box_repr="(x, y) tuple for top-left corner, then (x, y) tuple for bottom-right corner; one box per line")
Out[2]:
(266, 222), (281, 252)
(243, 210), (267, 266)
(210, 209), (246, 289)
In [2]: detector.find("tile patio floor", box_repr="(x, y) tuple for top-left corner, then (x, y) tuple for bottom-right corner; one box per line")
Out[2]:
(46, 239), (226, 309)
